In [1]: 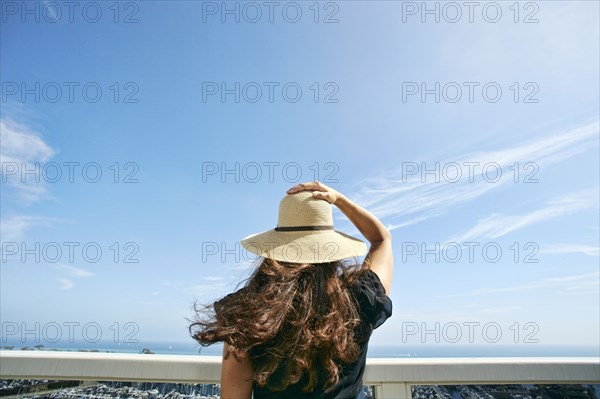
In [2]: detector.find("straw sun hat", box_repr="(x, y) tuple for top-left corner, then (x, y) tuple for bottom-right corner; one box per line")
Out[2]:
(240, 191), (368, 263)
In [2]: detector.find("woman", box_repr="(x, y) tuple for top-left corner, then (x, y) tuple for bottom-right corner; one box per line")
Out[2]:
(188, 181), (393, 399)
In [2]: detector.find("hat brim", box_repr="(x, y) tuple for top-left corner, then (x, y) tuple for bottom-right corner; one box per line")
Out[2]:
(240, 229), (368, 264)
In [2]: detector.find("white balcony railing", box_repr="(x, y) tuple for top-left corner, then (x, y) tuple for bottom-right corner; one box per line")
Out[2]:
(1, 350), (599, 398)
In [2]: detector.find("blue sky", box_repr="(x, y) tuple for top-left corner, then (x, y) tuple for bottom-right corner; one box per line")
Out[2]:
(1, 1), (599, 353)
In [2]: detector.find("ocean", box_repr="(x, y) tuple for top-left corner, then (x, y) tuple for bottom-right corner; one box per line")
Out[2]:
(2, 338), (599, 357)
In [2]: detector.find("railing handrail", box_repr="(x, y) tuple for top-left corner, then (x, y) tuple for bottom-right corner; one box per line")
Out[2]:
(1, 350), (598, 386)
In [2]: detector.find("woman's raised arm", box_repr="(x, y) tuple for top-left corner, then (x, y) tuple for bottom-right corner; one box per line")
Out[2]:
(287, 182), (394, 295)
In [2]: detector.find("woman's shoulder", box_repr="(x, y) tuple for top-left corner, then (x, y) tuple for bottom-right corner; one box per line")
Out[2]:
(348, 268), (393, 330)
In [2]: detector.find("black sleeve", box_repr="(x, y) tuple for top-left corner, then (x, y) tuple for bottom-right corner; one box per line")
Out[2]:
(356, 269), (393, 329)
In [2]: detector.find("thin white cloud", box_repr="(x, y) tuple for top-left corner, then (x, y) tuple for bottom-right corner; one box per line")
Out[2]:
(227, 259), (258, 271)
(0, 215), (62, 242)
(166, 276), (239, 302)
(57, 277), (74, 290)
(478, 306), (523, 315)
(385, 211), (445, 231)
(0, 119), (54, 162)
(185, 283), (229, 301)
(0, 118), (57, 203)
(437, 271), (600, 298)
(50, 265), (95, 291)
(447, 187), (598, 243)
(340, 121), (598, 231)
(559, 279), (600, 295)
(56, 264), (95, 277)
(396, 304), (523, 323)
(439, 2), (599, 83)
(540, 244), (599, 257)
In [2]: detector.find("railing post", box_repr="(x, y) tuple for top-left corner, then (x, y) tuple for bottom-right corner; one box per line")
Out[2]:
(376, 382), (411, 399)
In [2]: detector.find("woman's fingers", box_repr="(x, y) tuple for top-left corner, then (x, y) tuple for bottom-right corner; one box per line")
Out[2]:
(286, 183), (305, 193)
(286, 181), (325, 194)
(286, 182), (339, 204)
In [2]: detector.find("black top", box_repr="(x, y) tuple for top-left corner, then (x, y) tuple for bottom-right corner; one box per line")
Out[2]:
(250, 269), (393, 399)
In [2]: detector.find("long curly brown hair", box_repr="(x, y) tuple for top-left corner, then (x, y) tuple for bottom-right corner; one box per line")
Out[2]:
(187, 256), (373, 393)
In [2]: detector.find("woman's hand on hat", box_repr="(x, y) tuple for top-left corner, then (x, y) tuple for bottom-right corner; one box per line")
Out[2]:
(286, 181), (342, 205)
